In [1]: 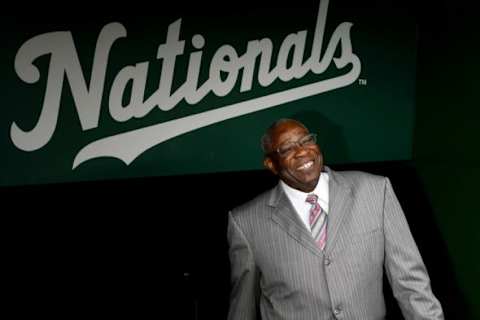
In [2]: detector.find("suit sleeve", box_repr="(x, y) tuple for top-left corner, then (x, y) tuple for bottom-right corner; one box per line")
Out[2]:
(382, 177), (444, 320)
(227, 211), (260, 320)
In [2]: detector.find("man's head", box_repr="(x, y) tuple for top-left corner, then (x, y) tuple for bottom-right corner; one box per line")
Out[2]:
(262, 119), (323, 192)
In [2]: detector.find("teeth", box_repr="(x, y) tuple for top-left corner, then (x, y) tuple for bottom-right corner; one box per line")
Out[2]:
(298, 161), (313, 170)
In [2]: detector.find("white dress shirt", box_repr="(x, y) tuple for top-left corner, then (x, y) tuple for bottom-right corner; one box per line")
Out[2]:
(280, 171), (329, 232)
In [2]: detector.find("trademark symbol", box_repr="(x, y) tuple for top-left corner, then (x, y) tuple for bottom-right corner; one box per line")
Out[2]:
(358, 78), (367, 85)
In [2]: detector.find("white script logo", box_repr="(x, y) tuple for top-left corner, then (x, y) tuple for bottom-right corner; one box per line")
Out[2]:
(12, 0), (361, 169)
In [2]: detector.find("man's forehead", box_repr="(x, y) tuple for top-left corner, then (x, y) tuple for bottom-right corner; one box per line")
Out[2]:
(271, 122), (309, 141)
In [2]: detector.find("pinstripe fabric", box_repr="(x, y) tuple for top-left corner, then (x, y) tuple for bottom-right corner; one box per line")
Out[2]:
(227, 167), (444, 320)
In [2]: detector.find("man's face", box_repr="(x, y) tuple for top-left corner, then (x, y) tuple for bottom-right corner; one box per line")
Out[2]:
(264, 121), (323, 192)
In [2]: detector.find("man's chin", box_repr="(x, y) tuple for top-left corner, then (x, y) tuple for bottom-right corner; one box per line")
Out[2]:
(295, 176), (319, 192)
(304, 175), (321, 188)
(281, 169), (320, 192)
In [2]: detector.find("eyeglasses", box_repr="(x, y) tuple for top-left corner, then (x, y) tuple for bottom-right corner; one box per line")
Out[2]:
(274, 133), (317, 158)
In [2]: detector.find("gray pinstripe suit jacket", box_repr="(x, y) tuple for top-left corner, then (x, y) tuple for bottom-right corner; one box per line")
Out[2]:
(227, 167), (444, 320)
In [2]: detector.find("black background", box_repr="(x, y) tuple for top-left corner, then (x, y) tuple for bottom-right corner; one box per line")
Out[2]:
(2, 161), (468, 319)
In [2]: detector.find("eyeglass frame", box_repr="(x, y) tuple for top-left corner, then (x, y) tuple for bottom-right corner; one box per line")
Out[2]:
(269, 133), (318, 158)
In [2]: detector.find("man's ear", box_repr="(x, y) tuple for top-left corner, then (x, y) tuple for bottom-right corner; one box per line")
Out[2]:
(264, 156), (278, 175)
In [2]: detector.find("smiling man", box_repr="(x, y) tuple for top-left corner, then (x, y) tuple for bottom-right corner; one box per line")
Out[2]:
(227, 119), (444, 320)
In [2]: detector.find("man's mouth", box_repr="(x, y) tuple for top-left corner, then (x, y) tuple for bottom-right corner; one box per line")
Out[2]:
(297, 160), (314, 171)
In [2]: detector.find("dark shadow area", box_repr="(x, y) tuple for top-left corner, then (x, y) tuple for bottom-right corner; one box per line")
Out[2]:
(294, 111), (352, 165)
(2, 160), (470, 319)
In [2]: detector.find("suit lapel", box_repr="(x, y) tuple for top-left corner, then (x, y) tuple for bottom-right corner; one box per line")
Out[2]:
(324, 167), (353, 254)
(269, 184), (323, 258)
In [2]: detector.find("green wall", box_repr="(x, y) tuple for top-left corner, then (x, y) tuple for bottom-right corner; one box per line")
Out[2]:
(0, 2), (417, 186)
(413, 3), (480, 319)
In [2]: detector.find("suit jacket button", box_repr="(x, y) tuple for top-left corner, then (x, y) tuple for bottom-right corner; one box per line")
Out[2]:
(324, 257), (331, 266)
(333, 307), (341, 315)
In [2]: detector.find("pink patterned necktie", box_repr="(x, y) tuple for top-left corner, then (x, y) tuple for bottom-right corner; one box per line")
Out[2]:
(306, 194), (327, 250)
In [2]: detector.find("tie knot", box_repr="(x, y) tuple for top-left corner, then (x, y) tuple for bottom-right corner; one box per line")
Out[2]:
(306, 193), (318, 205)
